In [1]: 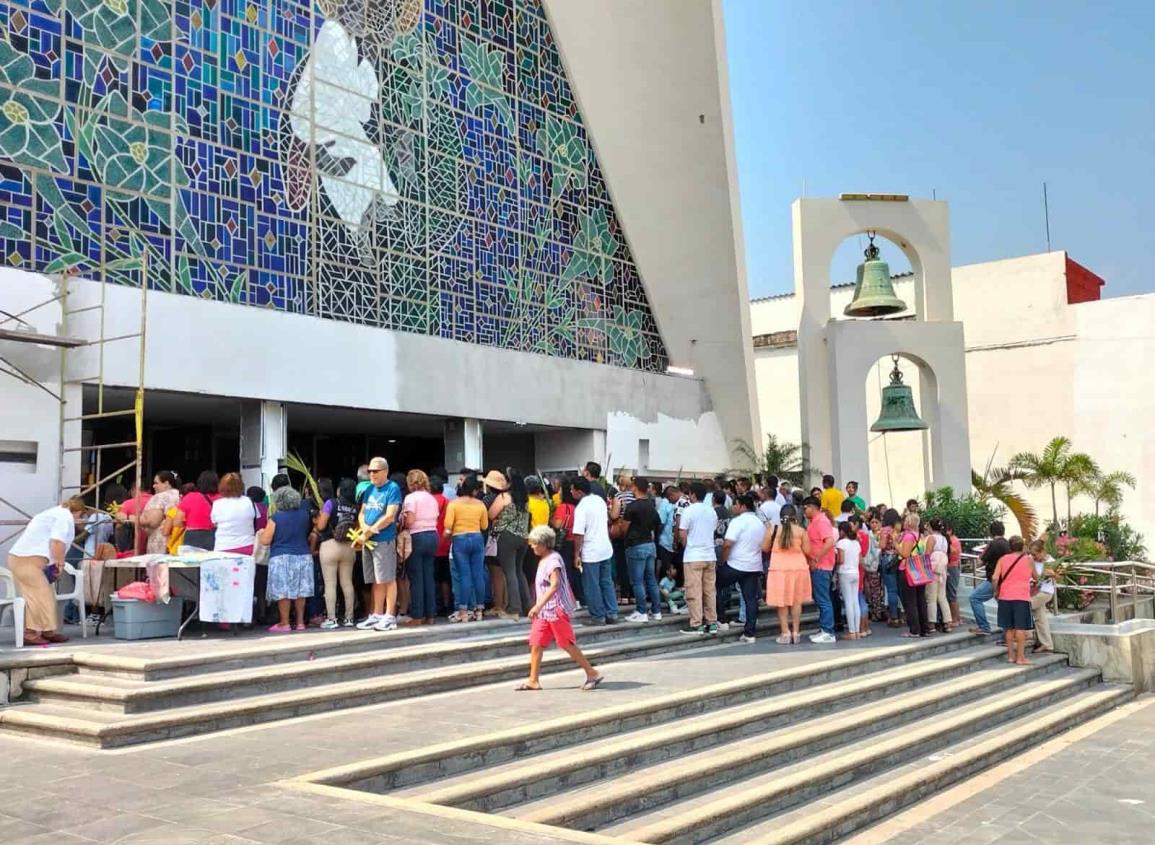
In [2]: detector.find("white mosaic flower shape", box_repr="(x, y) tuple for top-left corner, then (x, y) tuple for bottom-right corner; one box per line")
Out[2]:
(289, 20), (399, 229)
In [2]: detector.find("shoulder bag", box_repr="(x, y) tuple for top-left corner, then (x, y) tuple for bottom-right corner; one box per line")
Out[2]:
(996, 553), (1029, 600)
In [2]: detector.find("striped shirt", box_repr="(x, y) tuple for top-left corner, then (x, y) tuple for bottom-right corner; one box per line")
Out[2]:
(534, 551), (575, 621)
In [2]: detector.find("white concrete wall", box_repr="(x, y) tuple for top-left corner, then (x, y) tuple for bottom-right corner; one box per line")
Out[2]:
(605, 409), (729, 478)
(1, 268), (733, 531)
(544, 0), (760, 461)
(0, 279), (80, 544)
(751, 251), (1155, 542)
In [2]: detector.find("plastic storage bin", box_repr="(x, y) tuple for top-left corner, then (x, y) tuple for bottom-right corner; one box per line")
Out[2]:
(111, 597), (183, 640)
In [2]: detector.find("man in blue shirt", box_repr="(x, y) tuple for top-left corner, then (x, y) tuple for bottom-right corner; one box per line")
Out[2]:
(356, 456), (403, 631)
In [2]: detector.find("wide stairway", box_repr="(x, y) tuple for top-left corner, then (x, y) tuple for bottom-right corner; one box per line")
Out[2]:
(320, 632), (1130, 845)
(0, 611), (780, 748)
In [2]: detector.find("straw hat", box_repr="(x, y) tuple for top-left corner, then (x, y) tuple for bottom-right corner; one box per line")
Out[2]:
(483, 470), (509, 492)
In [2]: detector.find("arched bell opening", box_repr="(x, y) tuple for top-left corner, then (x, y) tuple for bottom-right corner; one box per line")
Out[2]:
(865, 351), (937, 507)
(828, 232), (915, 322)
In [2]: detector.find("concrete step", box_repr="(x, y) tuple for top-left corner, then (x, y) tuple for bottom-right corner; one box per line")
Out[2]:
(405, 644), (1026, 813)
(296, 631), (999, 794)
(501, 653), (1069, 829)
(712, 684), (1134, 845)
(604, 668), (1104, 844)
(0, 616), (779, 748)
(20, 613), (710, 713)
(69, 611), (656, 681)
(69, 618), (525, 680)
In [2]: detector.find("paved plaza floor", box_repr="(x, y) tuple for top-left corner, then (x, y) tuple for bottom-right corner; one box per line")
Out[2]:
(0, 625), (1151, 844)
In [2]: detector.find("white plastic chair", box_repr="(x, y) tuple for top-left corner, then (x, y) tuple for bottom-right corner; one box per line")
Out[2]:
(0, 567), (26, 648)
(54, 561), (87, 639)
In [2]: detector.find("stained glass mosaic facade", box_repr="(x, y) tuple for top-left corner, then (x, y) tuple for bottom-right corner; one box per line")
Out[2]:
(0, 0), (667, 370)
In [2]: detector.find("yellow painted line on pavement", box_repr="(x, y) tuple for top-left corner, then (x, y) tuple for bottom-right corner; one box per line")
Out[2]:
(839, 694), (1155, 845)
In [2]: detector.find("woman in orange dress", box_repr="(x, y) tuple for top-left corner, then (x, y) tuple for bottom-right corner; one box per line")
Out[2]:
(763, 504), (812, 644)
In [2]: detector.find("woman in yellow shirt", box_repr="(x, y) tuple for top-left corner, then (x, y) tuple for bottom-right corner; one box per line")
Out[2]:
(443, 478), (489, 622)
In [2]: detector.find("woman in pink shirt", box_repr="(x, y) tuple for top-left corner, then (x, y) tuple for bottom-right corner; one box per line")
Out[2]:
(992, 536), (1034, 665)
(175, 470), (219, 550)
(400, 470), (441, 626)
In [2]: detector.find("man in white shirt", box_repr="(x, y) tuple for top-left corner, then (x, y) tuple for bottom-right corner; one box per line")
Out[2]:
(777, 480), (792, 507)
(757, 494), (782, 528)
(572, 477), (619, 625)
(716, 495), (766, 643)
(677, 482), (718, 635)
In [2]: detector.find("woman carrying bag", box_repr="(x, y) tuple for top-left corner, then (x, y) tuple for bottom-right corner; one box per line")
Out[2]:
(896, 513), (932, 638)
(992, 536), (1034, 665)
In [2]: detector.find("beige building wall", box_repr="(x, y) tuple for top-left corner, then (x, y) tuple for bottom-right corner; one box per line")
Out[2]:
(751, 251), (1155, 543)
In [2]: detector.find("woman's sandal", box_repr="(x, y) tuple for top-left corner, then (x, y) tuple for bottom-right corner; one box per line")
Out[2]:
(515, 682), (541, 691)
(775, 633), (792, 645)
(581, 675), (604, 691)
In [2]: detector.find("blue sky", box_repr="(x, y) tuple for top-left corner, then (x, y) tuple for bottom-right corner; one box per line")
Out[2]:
(724, 0), (1155, 300)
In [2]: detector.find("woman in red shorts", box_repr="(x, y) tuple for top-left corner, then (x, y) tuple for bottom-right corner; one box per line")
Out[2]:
(516, 525), (603, 691)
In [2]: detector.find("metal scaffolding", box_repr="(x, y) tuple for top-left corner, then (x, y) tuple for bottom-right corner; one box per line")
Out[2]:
(0, 255), (148, 544)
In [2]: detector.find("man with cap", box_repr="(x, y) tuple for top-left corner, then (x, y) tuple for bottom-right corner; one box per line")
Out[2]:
(356, 456), (404, 631)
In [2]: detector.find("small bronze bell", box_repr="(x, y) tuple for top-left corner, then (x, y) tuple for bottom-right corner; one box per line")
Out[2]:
(844, 232), (908, 317)
(872, 355), (928, 432)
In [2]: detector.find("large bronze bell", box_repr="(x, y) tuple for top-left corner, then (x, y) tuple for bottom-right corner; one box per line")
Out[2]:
(872, 355), (928, 432)
(844, 233), (908, 317)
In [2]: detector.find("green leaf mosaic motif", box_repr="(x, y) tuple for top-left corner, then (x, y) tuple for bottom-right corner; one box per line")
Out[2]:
(0, 0), (668, 371)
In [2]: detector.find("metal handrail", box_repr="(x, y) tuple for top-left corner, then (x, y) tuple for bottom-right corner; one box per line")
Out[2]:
(950, 539), (1151, 624)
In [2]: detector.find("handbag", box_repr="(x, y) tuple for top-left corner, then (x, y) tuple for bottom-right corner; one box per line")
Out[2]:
(904, 552), (934, 587)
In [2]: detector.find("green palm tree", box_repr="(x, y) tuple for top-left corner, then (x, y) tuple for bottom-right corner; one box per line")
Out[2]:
(732, 435), (806, 486)
(1059, 451), (1099, 525)
(1076, 470), (1137, 517)
(972, 457), (1038, 539)
(1009, 436), (1072, 531)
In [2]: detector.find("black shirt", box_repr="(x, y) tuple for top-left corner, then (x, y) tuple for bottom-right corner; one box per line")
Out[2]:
(981, 536), (1010, 581)
(623, 497), (660, 547)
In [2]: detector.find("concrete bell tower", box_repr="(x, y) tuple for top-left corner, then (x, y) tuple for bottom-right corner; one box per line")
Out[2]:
(794, 196), (972, 502)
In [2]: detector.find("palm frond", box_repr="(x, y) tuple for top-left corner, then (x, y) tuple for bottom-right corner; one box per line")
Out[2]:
(281, 451), (322, 507)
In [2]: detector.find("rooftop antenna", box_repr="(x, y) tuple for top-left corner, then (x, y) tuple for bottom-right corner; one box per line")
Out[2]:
(1043, 181), (1052, 252)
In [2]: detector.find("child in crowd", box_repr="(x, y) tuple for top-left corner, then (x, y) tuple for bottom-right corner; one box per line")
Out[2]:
(836, 499), (855, 524)
(659, 564), (688, 615)
(852, 516), (873, 637)
(834, 520), (862, 639)
(517, 525), (603, 692)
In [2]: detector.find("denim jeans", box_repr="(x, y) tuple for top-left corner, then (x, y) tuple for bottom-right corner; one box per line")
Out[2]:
(882, 567), (901, 618)
(407, 531), (438, 619)
(717, 577), (751, 623)
(582, 557), (618, 622)
(451, 532), (486, 610)
(811, 568), (834, 634)
(716, 563), (761, 637)
(970, 579), (994, 631)
(625, 543), (660, 614)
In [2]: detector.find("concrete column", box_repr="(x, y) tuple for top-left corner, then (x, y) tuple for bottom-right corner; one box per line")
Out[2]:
(239, 400), (286, 491)
(443, 418), (483, 471)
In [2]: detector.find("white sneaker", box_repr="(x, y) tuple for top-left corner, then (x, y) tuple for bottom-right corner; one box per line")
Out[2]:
(320, 618), (340, 630)
(649, 613), (663, 621)
(674, 606), (689, 615)
(373, 615), (398, 631)
(717, 621), (731, 631)
(356, 614), (383, 630)
(809, 631), (836, 644)
(626, 611), (649, 623)
(341, 618), (355, 628)
(739, 635), (756, 644)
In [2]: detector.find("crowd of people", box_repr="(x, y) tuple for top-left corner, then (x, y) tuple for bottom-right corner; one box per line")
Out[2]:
(5, 462), (1057, 668)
